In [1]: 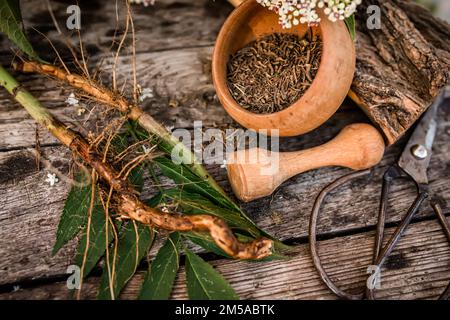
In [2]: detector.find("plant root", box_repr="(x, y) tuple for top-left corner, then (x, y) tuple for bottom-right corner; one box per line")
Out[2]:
(2, 65), (272, 260)
(73, 134), (273, 260)
(13, 60), (227, 198)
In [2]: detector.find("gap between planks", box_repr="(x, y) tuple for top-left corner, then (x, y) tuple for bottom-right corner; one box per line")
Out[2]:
(0, 129), (448, 287)
(1, 218), (449, 300)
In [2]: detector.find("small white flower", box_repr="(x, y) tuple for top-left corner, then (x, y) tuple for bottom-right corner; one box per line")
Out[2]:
(12, 285), (20, 292)
(45, 173), (59, 186)
(161, 206), (169, 213)
(128, 0), (155, 6)
(139, 87), (154, 102)
(76, 107), (86, 116)
(142, 145), (151, 154)
(220, 159), (227, 169)
(256, 0), (360, 27)
(65, 93), (79, 106)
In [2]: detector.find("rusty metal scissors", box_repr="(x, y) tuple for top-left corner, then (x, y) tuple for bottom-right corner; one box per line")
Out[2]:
(309, 88), (450, 300)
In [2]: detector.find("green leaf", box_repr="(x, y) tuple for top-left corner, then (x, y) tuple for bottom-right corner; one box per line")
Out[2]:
(154, 156), (235, 210)
(162, 189), (287, 247)
(183, 232), (231, 258)
(74, 204), (115, 277)
(52, 173), (92, 255)
(344, 14), (356, 41)
(97, 221), (154, 300)
(149, 189), (289, 259)
(185, 247), (239, 300)
(0, 0), (40, 59)
(6, 0), (21, 22)
(129, 165), (145, 192)
(127, 123), (280, 241)
(183, 232), (289, 261)
(109, 131), (145, 191)
(75, 179), (151, 280)
(154, 158), (273, 238)
(126, 126), (289, 258)
(53, 160), (143, 256)
(138, 233), (181, 300)
(162, 189), (261, 238)
(109, 131), (131, 154)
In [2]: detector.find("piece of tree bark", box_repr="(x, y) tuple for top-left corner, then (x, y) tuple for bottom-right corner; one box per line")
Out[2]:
(350, 0), (450, 144)
(228, 0), (449, 144)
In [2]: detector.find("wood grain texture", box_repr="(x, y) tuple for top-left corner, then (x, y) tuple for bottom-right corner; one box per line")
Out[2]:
(12, 0), (232, 56)
(227, 123), (385, 202)
(0, 107), (448, 287)
(0, 46), (232, 151)
(0, 0), (449, 299)
(2, 219), (449, 300)
(3, 0), (448, 146)
(351, 0), (450, 144)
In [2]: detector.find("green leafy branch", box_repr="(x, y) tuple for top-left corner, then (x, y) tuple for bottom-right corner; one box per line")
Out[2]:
(0, 0), (289, 300)
(0, 0), (40, 60)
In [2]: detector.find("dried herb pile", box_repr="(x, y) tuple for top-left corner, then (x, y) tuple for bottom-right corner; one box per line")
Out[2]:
(227, 32), (322, 114)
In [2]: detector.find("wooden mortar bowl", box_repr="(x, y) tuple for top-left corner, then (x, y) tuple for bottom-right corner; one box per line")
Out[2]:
(212, 0), (356, 136)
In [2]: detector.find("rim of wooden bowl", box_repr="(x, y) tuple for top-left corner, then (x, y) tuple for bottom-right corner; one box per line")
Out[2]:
(212, 0), (355, 136)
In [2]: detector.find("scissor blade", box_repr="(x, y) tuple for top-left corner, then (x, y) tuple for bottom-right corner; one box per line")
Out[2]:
(398, 89), (446, 185)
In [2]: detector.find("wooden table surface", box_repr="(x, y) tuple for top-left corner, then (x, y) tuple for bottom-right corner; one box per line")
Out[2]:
(0, 0), (449, 300)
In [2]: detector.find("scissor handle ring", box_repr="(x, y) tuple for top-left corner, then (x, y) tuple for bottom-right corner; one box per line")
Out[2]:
(309, 169), (372, 300)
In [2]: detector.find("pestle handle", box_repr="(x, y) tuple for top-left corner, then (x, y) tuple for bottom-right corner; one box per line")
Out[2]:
(226, 123), (385, 202)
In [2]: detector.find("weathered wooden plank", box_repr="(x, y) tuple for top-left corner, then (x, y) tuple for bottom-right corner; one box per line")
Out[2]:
(0, 42), (355, 151)
(0, 0), (449, 299)
(14, 0), (232, 58)
(0, 121), (58, 150)
(4, 0), (449, 148)
(0, 45), (234, 150)
(2, 219), (449, 300)
(0, 107), (448, 286)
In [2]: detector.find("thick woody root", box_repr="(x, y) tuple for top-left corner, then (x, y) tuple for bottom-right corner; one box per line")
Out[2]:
(13, 60), (225, 197)
(119, 195), (272, 259)
(14, 61), (169, 138)
(71, 134), (273, 260)
(1, 64), (273, 260)
(15, 61), (130, 113)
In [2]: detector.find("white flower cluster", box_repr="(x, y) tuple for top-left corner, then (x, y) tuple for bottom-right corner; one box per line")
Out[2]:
(256, 0), (361, 28)
(128, 0), (155, 7)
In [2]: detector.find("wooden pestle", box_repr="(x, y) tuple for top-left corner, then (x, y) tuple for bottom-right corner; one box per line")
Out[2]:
(226, 123), (385, 202)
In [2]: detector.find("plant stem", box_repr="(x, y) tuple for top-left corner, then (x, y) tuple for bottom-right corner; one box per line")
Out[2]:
(0, 65), (273, 260)
(0, 65), (77, 146)
(13, 61), (228, 202)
